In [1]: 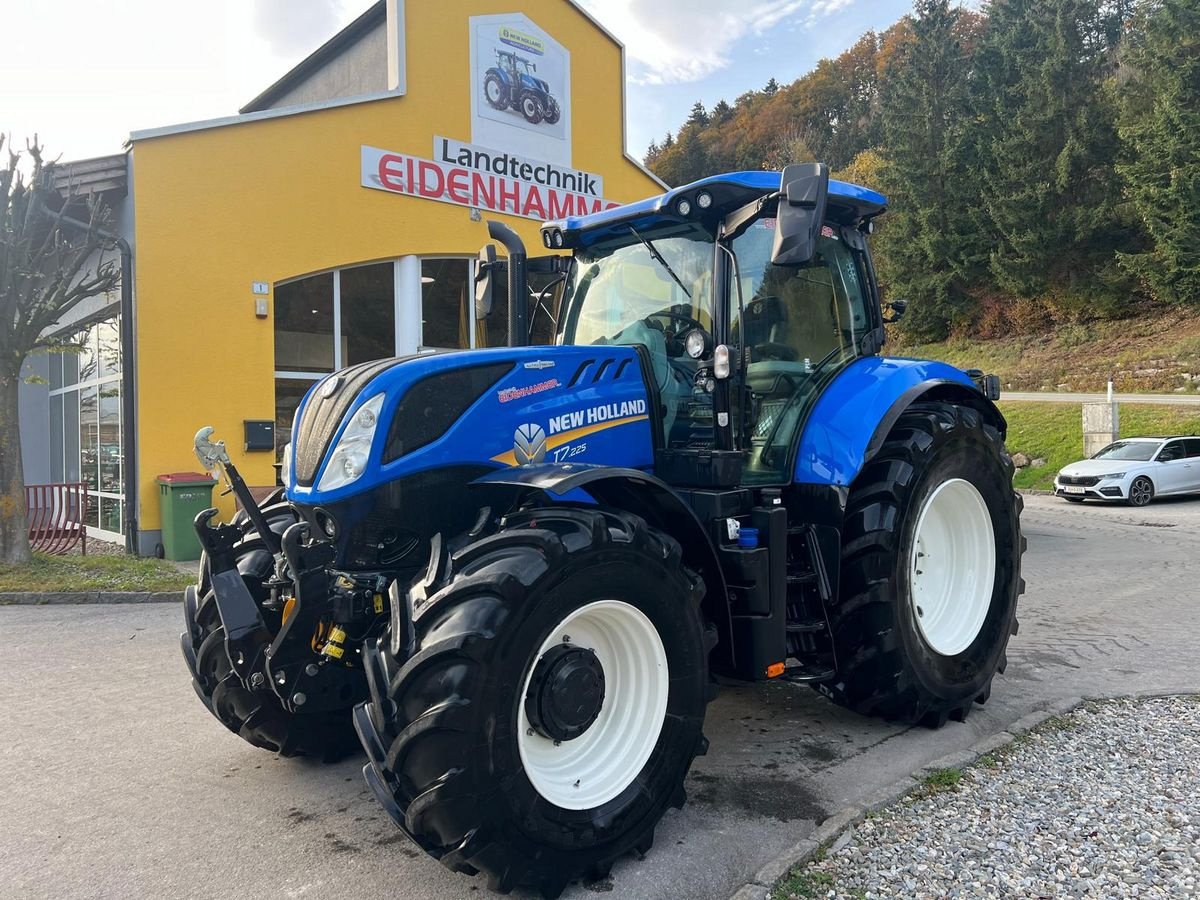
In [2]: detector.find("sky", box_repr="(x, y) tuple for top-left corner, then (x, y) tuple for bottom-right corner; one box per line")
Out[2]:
(1, 0), (916, 165)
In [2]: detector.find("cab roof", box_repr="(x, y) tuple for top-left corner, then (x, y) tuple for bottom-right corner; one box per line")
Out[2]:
(543, 170), (887, 248)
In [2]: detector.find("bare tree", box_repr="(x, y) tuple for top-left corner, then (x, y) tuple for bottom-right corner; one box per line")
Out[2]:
(0, 136), (121, 564)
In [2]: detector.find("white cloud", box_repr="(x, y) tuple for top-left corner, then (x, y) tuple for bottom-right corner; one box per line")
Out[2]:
(577, 0), (855, 84)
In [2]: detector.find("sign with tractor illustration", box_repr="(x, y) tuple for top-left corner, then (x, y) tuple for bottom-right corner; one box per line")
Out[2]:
(470, 14), (570, 165)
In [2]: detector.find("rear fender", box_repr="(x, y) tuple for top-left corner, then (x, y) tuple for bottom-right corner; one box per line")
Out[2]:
(473, 465), (734, 669)
(795, 357), (1003, 487)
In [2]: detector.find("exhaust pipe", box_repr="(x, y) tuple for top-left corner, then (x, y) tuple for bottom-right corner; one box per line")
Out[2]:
(487, 220), (529, 347)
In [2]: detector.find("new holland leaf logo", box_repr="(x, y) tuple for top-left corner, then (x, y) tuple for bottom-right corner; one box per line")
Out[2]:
(513, 423), (547, 465)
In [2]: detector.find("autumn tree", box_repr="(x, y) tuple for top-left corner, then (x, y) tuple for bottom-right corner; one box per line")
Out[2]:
(0, 137), (121, 564)
(1116, 0), (1200, 304)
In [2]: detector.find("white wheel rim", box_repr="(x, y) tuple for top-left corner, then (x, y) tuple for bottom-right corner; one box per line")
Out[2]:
(487, 82), (501, 101)
(518, 599), (668, 810)
(909, 478), (996, 657)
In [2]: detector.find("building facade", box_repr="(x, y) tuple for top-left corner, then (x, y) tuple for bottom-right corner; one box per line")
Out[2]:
(22, 0), (662, 555)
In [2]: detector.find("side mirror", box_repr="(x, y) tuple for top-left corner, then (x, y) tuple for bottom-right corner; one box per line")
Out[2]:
(771, 163), (829, 266)
(475, 244), (497, 319)
(882, 299), (907, 324)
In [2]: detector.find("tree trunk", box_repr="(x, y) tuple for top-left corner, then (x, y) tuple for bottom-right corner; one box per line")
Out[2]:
(0, 371), (32, 565)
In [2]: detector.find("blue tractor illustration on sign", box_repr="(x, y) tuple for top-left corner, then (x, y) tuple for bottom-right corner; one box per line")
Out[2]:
(484, 49), (561, 126)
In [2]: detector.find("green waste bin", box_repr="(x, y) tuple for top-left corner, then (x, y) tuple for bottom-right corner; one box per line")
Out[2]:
(156, 472), (216, 561)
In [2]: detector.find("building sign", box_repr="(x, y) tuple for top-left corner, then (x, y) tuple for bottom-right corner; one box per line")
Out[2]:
(470, 14), (571, 166)
(361, 143), (619, 221)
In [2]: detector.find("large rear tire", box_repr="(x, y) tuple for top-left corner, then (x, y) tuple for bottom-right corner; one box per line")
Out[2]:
(181, 493), (359, 759)
(824, 401), (1024, 727)
(357, 507), (713, 897)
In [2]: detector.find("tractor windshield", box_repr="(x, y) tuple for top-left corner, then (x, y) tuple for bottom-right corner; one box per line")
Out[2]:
(559, 223), (716, 446)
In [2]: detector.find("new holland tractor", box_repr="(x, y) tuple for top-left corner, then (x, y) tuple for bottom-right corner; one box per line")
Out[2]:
(483, 49), (561, 125)
(181, 164), (1023, 897)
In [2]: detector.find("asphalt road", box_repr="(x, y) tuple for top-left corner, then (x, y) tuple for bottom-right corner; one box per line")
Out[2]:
(2, 494), (1198, 900)
(1003, 390), (1200, 406)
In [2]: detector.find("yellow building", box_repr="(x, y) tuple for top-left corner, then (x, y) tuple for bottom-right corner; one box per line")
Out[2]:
(120, 0), (662, 554)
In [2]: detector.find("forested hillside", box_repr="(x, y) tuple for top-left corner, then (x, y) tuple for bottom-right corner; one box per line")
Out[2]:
(645, 0), (1198, 341)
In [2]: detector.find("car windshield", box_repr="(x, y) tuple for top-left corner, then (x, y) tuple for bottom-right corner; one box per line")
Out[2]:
(1092, 441), (1160, 461)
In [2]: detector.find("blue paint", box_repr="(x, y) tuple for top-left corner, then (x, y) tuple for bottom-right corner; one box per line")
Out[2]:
(794, 357), (977, 486)
(286, 346), (655, 506)
(544, 171), (887, 239)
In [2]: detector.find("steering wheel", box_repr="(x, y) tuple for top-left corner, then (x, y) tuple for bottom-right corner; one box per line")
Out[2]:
(644, 310), (711, 358)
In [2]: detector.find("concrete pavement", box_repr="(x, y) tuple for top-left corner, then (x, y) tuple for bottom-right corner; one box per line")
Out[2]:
(1, 494), (1197, 900)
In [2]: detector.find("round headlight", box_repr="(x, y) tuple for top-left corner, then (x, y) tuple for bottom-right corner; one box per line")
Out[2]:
(677, 198), (692, 217)
(696, 191), (713, 210)
(553, 230), (565, 248)
(543, 232), (553, 248)
(357, 406), (377, 429)
(684, 329), (707, 359)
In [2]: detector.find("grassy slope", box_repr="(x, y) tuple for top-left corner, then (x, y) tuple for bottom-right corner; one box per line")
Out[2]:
(0, 553), (193, 593)
(999, 401), (1200, 491)
(892, 308), (1200, 395)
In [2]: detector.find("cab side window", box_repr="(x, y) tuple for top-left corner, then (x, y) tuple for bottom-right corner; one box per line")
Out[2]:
(1184, 438), (1200, 459)
(1157, 441), (1185, 462)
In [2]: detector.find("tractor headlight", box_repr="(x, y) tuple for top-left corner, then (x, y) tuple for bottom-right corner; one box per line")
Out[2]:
(677, 198), (693, 217)
(684, 329), (707, 359)
(280, 442), (293, 483)
(713, 344), (731, 379)
(317, 394), (385, 492)
(696, 191), (713, 210)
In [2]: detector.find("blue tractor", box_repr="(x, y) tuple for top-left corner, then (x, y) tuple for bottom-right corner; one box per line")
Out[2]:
(182, 165), (1023, 897)
(484, 49), (561, 125)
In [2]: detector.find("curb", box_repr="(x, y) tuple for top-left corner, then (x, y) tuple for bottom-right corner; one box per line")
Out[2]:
(724, 694), (1098, 900)
(0, 591), (184, 605)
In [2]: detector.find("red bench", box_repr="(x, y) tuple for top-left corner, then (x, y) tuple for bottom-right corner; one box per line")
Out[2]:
(25, 482), (88, 555)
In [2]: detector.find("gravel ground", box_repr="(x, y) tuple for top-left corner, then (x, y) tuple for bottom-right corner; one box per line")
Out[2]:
(776, 696), (1200, 899)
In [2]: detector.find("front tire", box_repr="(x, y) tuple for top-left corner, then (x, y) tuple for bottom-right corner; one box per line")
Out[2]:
(357, 507), (712, 897)
(484, 73), (508, 110)
(543, 97), (561, 125)
(825, 401), (1024, 727)
(520, 91), (544, 124)
(1127, 476), (1154, 507)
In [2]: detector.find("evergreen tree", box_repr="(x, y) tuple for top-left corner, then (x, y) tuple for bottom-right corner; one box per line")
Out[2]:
(764, 77), (780, 95)
(974, 0), (1133, 312)
(875, 0), (982, 339)
(687, 101), (710, 127)
(711, 99), (733, 123)
(1116, 0), (1200, 304)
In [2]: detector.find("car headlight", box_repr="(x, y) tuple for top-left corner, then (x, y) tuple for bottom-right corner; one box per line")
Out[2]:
(317, 394), (385, 492)
(1099, 472), (1126, 480)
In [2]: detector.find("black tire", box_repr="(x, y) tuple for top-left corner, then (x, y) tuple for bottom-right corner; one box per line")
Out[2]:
(484, 73), (508, 110)
(357, 507), (713, 897)
(543, 97), (561, 125)
(824, 400), (1024, 727)
(181, 495), (359, 760)
(519, 90), (544, 124)
(1127, 476), (1154, 507)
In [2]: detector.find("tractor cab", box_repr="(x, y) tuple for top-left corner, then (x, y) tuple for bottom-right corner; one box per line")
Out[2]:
(496, 166), (889, 486)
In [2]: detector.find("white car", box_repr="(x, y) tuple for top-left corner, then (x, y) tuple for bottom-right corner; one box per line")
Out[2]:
(1054, 436), (1200, 506)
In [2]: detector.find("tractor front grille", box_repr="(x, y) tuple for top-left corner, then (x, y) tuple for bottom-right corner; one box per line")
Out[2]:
(293, 358), (407, 486)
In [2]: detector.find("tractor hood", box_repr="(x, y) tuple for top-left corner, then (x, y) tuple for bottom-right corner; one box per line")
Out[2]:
(285, 346), (654, 506)
(519, 73), (549, 93)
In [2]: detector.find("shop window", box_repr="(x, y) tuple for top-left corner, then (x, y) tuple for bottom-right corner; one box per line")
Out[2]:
(340, 263), (395, 365)
(64, 390), (80, 483)
(49, 394), (64, 482)
(49, 353), (63, 391)
(99, 384), (121, 494)
(421, 259), (471, 350)
(77, 326), (97, 382)
(79, 386), (99, 493)
(275, 273), (335, 373)
(97, 317), (121, 379)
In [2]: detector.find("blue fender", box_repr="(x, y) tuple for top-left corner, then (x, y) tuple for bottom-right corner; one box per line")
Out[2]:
(794, 356), (1002, 487)
(486, 66), (511, 88)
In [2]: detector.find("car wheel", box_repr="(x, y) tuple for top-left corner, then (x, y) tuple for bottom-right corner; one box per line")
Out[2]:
(1127, 476), (1154, 507)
